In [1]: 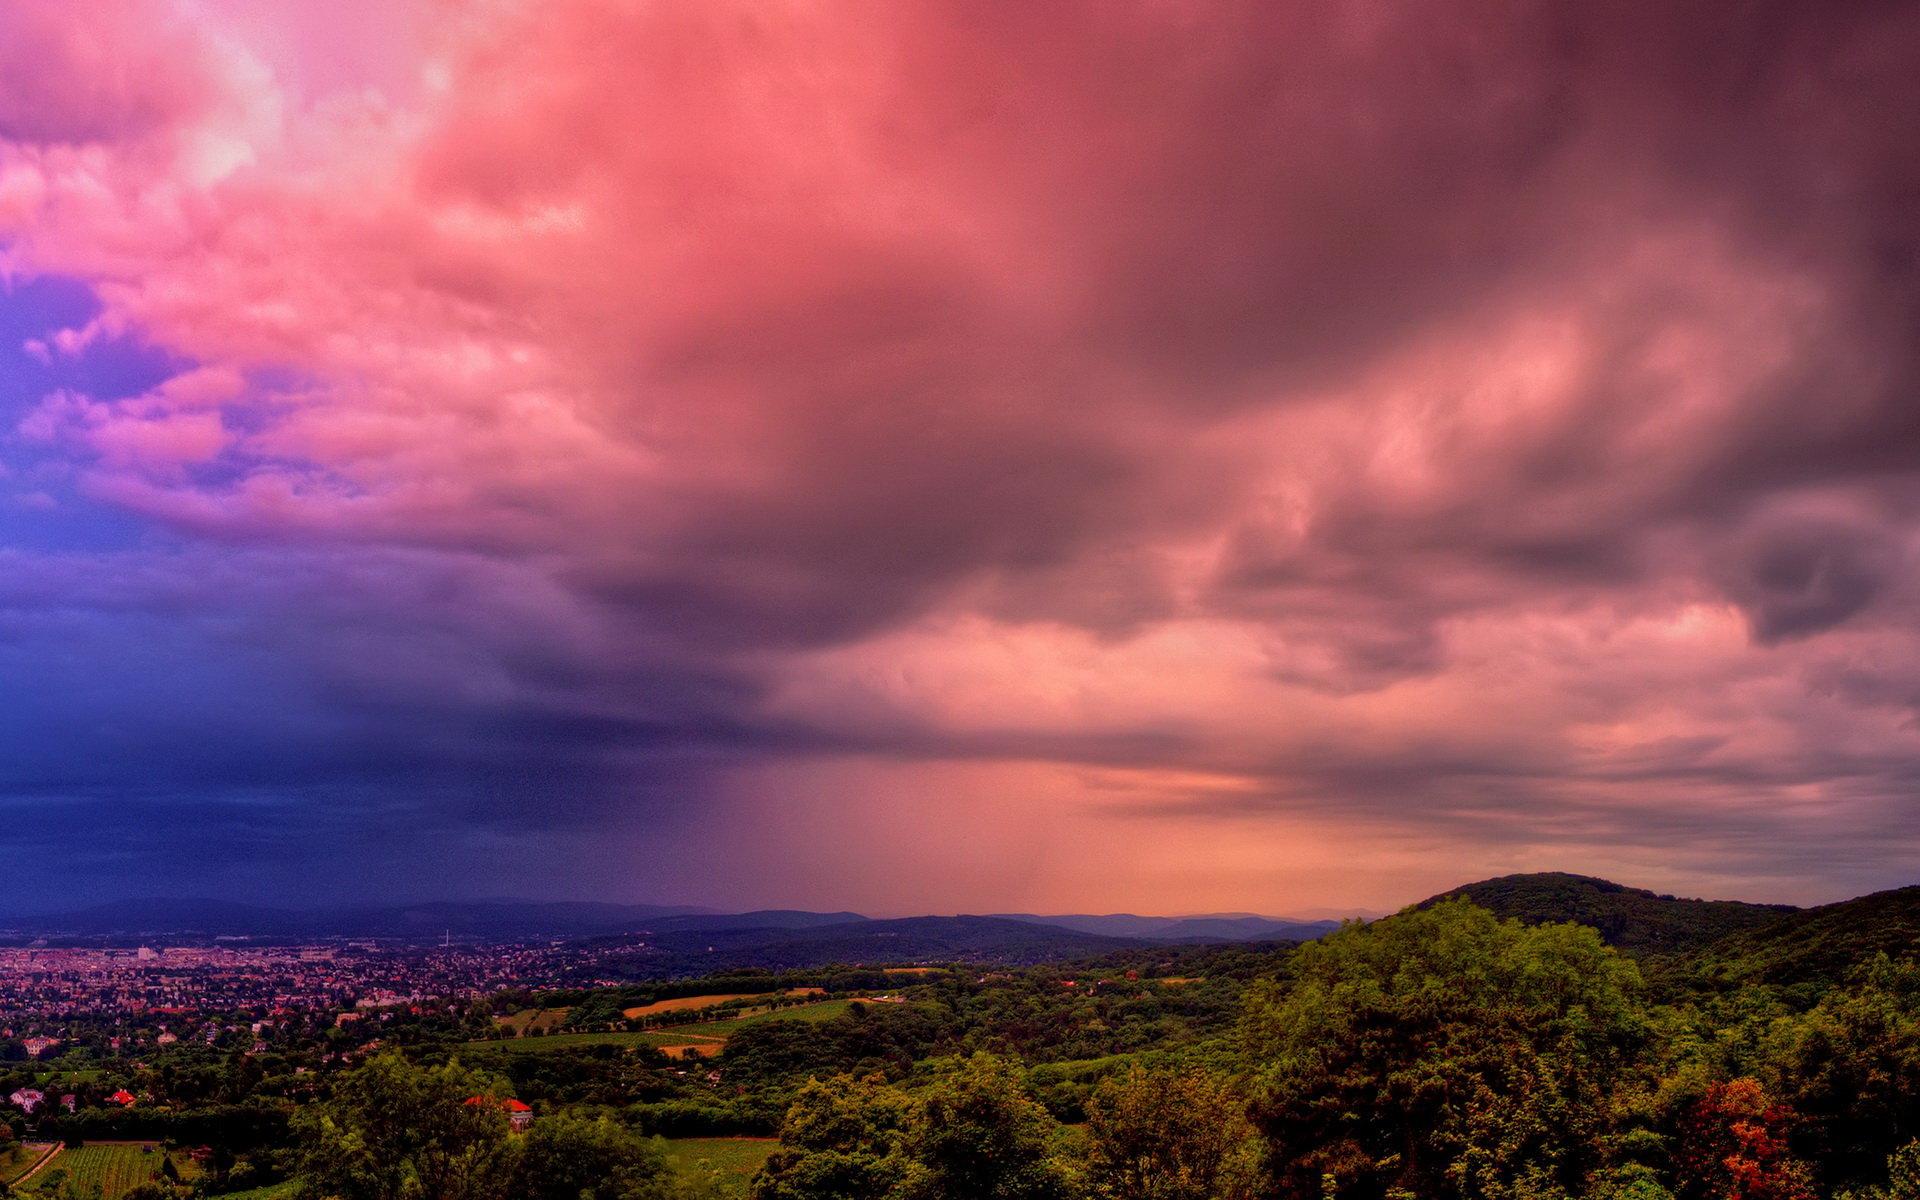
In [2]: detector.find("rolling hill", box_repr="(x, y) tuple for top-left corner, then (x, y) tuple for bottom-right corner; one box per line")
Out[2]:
(1682, 883), (1920, 987)
(1420, 872), (1795, 954)
(994, 912), (1342, 942)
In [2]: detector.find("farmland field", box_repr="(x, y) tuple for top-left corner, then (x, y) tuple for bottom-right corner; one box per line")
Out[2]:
(624, 986), (831, 1021)
(21, 1143), (169, 1199)
(681, 998), (860, 1031)
(2, 1143), (57, 1185)
(218, 1182), (299, 1200)
(466, 1028), (693, 1053)
(660, 1138), (776, 1199)
(621, 992), (766, 1019)
(494, 1006), (571, 1035)
(465, 998), (875, 1054)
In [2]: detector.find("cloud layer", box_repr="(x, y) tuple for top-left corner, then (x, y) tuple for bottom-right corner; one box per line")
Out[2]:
(1, 0), (1917, 911)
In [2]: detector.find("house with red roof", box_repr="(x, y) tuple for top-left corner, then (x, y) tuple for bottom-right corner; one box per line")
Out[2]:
(464, 1095), (533, 1132)
(108, 1089), (137, 1107)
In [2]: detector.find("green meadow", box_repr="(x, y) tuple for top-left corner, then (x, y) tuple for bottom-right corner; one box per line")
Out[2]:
(659, 1138), (777, 1199)
(465, 998), (867, 1053)
(18, 1143), (182, 1199)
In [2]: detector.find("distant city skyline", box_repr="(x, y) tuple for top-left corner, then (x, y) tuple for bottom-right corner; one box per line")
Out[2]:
(1, 1), (1917, 913)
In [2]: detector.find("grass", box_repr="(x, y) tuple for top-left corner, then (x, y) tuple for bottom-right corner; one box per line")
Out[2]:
(678, 998), (859, 1033)
(20, 1143), (172, 1199)
(218, 1183), (300, 1200)
(659, 1138), (776, 1199)
(622, 993), (768, 1019)
(494, 1006), (571, 1036)
(466, 1028), (692, 1053)
(2, 1143), (57, 1185)
(465, 999), (869, 1054)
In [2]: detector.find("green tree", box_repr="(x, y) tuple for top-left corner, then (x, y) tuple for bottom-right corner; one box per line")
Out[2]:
(511, 1112), (671, 1200)
(295, 1053), (517, 1200)
(1243, 899), (1647, 1200)
(1767, 957), (1920, 1190)
(1083, 1066), (1257, 1200)
(1838, 1140), (1920, 1200)
(901, 1054), (1075, 1200)
(1587, 1164), (1676, 1200)
(751, 1074), (913, 1200)
(1891, 1142), (1920, 1200)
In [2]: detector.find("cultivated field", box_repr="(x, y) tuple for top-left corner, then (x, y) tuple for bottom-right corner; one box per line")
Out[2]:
(21, 1143), (173, 1199)
(660, 1137), (776, 1199)
(466, 998), (871, 1054)
(688, 998), (860, 1030)
(219, 1182), (299, 1200)
(623, 987), (828, 1020)
(622, 992), (763, 1019)
(493, 1006), (571, 1035)
(2, 1143), (57, 1185)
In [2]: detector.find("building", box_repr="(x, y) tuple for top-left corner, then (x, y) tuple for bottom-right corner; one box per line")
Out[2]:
(465, 1096), (534, 1133)
(9, 1088), (44, 1113)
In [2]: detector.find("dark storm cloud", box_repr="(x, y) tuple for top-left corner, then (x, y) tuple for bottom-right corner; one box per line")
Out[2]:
(0, 0), (1918, 904)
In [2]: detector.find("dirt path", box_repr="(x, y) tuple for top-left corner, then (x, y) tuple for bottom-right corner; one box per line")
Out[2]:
(11, 1141), (63, 1186)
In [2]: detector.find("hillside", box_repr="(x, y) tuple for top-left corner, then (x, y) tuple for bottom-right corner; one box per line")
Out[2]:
(589, 916), (1149, 977)
(994, 912), (1342, 942)
(1421, 872), (1794, 954)
(1683, 883), (1920, 987)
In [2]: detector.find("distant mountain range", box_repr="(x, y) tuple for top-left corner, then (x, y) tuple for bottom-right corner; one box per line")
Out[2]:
(6, 873), (1914, 983)
(992, 912), (1342, 942)
(602, 915), (1151, 973)
(0, 897), (1345, 947)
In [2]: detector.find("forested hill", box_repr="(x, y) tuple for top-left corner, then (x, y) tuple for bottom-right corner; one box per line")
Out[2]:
(1685, 883), (1920, 986)
(1419, 872), (1795, 953)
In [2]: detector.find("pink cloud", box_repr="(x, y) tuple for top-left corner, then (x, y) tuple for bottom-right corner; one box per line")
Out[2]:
(1, 0), (1917, 907)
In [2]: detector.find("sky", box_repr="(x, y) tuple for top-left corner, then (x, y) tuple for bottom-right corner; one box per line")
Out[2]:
(0, 0), (1917, 916)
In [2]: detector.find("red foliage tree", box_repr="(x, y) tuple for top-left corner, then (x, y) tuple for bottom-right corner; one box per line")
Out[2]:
(1676, 1078), (1817, 1200)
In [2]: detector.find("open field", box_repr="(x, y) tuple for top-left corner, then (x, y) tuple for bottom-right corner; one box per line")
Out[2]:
(656, 1038), (725, 1059)
(494, 1006), (571, 1035)
(660, 1138), (776, 1199)
(466, 1027), (729, 1053)
(624, 987), (829, 1020)
(219, 1183), (299, 1200)
(622, 992), (764, 1019)
(466, 998), (871, 1054)
(2, 1143), (58, 1185)
(21, 1143), (168, 1199)
(467, 1028), (699, 1053)
(682, 997), (860, 1032)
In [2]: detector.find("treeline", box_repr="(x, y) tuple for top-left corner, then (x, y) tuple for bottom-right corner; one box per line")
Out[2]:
(219, 890), (1920, 1200)
(485, 966), (918, 1034)
(746, 899), (1920, 1200)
